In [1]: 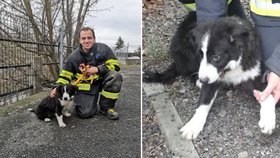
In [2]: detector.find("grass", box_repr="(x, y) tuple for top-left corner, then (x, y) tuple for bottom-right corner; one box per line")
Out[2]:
(0, 90), (49, 117)
(144, 35), (170, 61)
(164, 87), (178, 96)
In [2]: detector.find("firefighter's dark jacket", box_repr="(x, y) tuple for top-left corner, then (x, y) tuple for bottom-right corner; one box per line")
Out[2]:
(56, 42), (120, 94)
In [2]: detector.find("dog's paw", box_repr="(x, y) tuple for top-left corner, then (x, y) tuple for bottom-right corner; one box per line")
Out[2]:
(180, 106), (210, 140)
(259, 118), (275, 135)
(59, 122), (67, 128)
(44, 118), (51, 122)
(64, 112), (71, 117)
(180, 119), (204, 140)
(259, 95), (276, 135)
(195, 79), (202, 89)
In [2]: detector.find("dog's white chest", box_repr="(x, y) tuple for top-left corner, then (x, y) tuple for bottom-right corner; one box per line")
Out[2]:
(60, 100), (74, 108)
(221, 61), (260, 85)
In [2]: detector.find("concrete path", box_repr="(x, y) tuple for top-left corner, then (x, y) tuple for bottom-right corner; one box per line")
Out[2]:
(0, 66), (141, 158)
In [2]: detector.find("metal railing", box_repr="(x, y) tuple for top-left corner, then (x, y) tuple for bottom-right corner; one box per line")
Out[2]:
(0, 8), (75, 106)
(0, 38), (74, 105)
(0, 38), (58, 96)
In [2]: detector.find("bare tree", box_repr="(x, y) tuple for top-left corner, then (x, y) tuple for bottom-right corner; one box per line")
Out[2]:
(61, 0), (75, 56)
(62, 0), (99, 56)
(1, 0), (100, 80)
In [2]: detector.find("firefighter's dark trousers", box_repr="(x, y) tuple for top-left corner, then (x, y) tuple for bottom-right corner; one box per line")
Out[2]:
(74, 71), (123, 118)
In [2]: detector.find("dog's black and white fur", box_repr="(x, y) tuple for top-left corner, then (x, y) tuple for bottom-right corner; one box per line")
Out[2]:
(34, 84), (77, 127)
(144, 13), (276, 139)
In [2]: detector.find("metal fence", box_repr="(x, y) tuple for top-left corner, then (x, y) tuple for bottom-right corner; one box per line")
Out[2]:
(0, 10), (74, 106)
(0, 37), (75, 105)
(0, 38), (56, 103)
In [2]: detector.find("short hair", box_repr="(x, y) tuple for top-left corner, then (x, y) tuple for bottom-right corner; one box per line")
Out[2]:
(79, 27), (95, 38)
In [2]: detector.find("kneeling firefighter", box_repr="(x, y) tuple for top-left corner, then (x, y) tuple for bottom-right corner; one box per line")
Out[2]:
(51, 27), (122, 120)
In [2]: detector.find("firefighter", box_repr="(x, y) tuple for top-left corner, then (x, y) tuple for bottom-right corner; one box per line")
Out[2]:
(180, 0), (280, 103)
(51, 27), (122, 120)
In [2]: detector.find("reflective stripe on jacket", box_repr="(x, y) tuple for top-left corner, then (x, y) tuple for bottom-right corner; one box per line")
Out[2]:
(250, 0), (280, 17)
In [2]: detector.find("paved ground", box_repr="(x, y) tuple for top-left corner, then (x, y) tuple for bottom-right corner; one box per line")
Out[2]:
(0, 65), (141, 158)
(142, 0), (280, 157)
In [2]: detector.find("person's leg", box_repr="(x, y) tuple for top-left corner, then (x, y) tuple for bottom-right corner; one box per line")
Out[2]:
(99, 71), (123, 120)
(74, 92), (98, 119)
(196, 0), (228, 22)
(251, 12), (280, 71)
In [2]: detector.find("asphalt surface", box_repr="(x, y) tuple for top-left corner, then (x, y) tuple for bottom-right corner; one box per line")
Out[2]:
(0, 65), (141, 158)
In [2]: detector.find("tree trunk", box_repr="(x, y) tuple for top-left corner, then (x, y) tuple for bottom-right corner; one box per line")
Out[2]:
(22, 0), (43, 42)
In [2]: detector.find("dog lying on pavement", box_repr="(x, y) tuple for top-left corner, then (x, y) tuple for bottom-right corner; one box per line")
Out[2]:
(144, 13), (276, 139)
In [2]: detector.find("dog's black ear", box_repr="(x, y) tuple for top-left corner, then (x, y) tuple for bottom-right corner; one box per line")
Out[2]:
(230, 26), (249, 43)
(68, 85), (78, 95)
(71, 85), (78, 91)
(188, 31), (198, 47)
(55, 85), (63, 97)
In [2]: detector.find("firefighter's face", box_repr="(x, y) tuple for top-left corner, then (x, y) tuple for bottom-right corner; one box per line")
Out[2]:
(79, 30), (95, 53)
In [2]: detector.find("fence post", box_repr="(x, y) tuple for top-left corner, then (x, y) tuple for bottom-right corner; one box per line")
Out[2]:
(31, 46), (43, 94)
(59, 24), (64, 71)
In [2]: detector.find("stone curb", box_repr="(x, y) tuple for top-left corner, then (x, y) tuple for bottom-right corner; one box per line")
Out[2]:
(143, 83), (199, 158)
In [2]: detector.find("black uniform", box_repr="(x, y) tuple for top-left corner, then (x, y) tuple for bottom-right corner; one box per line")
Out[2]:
(56, 43), (122, 118)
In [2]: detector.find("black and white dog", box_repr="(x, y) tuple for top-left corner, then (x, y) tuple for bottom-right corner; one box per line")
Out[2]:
(33, 84), (77, 127)
(144, 13), (276, 139)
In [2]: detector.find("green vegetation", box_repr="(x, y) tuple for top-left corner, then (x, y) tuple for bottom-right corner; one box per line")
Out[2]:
(0, 90), (49, 117)
(145, 35), (170, 60)
(164, 87), (178, 96)
(115, 36), (125, 50)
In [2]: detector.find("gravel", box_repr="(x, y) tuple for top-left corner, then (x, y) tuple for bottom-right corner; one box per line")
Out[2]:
(0, 65), (141, 158)
(142, 0), (186, 157)
(142, 93), (171, 157)
(143, 0), (280, 157)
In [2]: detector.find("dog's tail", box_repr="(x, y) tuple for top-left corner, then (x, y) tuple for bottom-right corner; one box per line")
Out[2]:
(143, 62), (179, 83)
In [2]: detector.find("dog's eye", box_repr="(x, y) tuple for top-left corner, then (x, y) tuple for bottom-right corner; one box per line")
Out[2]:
(212, 55), (220, 61)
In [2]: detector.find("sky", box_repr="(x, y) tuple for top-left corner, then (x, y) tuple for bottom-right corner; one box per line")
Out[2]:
(85, 0), (141, 52)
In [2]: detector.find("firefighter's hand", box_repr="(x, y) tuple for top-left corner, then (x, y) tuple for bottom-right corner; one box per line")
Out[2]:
(87, 67), (99, 75)
(50, 88), (56, 98)
(254, 72), (280, 103)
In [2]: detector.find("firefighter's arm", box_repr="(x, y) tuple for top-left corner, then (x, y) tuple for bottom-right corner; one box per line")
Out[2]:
(97, 47), (120, 76)
(97, 59), (120, 75)
(56, 58), (75, 85)
(50, 59), (75, 97)
(86, 66), (99, 75)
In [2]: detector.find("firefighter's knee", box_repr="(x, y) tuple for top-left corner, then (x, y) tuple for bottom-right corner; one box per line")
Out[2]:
(103, 71), (123, 92)
(75, 105), (96, 119)
(74, 93), (98, 119)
